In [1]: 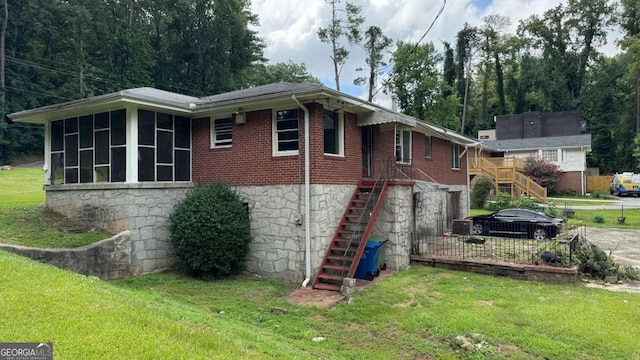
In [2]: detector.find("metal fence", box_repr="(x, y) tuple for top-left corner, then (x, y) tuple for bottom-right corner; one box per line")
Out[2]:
(411, 231), (578, 267)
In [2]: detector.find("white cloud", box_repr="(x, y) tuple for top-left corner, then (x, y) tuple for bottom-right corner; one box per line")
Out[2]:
(249, 0), (622, 104)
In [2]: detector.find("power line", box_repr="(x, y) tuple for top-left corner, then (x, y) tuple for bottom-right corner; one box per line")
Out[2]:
(5, 86), (75, 101)
(371, 0), (447, 99)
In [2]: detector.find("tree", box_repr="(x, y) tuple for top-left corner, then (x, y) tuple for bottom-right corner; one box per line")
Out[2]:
(354, 25), (392, 101)
(244, 61), (321, 86)
(387, 41), (460, 130)
(518, 0), (615, 108)
(317, 0), (364, 91)
(455, 24), (479, 133)
(442, 41), (455, 97)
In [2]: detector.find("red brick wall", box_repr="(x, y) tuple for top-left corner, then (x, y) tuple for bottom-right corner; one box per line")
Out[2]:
(369, 126), (467, 185)
(556, 171), (584, 194)
(191, 102), (361, 186)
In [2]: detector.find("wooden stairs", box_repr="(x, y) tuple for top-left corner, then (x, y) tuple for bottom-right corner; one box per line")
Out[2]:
(469, 157), (547, 202)
(312, 179), (389, 291)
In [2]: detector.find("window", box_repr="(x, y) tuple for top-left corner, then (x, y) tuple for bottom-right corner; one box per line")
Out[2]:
(212, 117), (233, 147)
(323, 110), (343, 156)
(49, 109), (127, 185)
(542, 149), (558, 162)
(273, 109), (299, 155)
(452, 144), (460, 169)
(395, 127), (411, 164)
(425, 135), (432, 158)
(137, 110), (191, 182)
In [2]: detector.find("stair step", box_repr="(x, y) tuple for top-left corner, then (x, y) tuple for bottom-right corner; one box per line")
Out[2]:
(321, 263), (349, 271)
(313, 282), (342, 291)
(326, 255), (354, 262)
(316, 273), (345, 281)
(330, 246), (357, 254)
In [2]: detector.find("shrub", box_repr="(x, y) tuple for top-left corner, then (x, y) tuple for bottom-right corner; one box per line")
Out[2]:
(593, 215), (604, 223)
(169, 182), (251, 279)
(523, 155), (562, 194)
(513, 196), (539, 210)
(470, 173), (495, 209)
(495, 192), (512, 210)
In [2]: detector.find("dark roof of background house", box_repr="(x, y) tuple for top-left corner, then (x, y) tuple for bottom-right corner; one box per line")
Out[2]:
(483, 134), (592, 151)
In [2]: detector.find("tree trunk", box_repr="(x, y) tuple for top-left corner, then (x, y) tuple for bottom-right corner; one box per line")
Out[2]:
(1, 0), (7, 90)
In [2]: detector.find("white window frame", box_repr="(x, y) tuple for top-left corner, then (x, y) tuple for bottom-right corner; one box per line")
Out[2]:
(211, 117), (233, 148)
(272, 108), (300, 156)
(395, 126), (412, 164)
(452, 143), (461, 170)
(323, 110), (344, 157)
(541, 149), (558, 162)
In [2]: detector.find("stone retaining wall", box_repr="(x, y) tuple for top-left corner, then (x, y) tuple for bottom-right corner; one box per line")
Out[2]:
(0, 231), (132, 280)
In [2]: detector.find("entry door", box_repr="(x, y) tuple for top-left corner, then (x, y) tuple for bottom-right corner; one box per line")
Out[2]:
(446, 191), (461, 229)
(362, 127), (373, 177)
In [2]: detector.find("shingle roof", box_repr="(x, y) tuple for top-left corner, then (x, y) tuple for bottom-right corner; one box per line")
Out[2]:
(197, 82), (324, 105)
(482, 134), (592, 151)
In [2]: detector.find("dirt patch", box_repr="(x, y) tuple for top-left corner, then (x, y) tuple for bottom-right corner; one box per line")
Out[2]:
(281, 289), (344, 309)
(583, 279), (640, 294)
(476, 300), (493, 306)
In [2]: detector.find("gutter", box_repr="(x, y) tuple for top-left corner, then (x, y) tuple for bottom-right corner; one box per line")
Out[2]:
(292, 95), (312, 289)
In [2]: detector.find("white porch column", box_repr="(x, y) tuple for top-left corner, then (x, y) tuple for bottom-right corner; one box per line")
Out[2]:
(43, 122), (51, 185)
(126, 106), (139, 183)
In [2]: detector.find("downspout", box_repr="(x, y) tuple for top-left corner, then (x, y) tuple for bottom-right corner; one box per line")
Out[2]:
(292, 95), (311, 289)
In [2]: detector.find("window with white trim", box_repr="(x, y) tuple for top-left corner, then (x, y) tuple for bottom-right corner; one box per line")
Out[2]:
(212, 117), (233, 147)
(323, 110), (344, 156)
(425, 135), (432, 158)
(452, 144), (460, 169)
(273, 109), (299, 155)
(395, 127), (411, 164)
(542, 149), (558, 162)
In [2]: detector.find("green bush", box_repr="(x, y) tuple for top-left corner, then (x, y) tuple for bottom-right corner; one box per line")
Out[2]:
(495, 192), (512, 210)
(169, 182), (251, 279)
(470, 173), (495, 209)
(513, 196), (540, 210)
(593, 215), (605, 223)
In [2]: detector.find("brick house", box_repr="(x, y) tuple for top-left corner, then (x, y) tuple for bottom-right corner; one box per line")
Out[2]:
(10, 82), (479, 288)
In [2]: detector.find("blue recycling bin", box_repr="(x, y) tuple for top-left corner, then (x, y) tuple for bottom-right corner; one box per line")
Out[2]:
(355, 240), (385, 281)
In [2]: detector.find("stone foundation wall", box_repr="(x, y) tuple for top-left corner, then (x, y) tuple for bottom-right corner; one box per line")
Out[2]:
(40, 181), (468, 281)
(236, 184), (354, 281)
(0, 232), (132, 280)
(45, 183), (190, 275)
(44, 183), (354, 281)
(374, 184), (414, 270)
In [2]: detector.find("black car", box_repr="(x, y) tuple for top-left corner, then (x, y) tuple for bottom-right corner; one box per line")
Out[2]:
(465, 208), (564, 240)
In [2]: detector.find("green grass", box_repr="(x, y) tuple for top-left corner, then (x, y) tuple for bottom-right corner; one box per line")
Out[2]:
(0, 167), (45, 207)
(548, 198), (616, 206)
(0, 252), (309, 359)
(0, 168), (112, 248)
(4, 252), (640, 359)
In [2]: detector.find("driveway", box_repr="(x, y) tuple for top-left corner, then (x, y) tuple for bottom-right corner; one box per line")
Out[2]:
(580, 227), (640, 269)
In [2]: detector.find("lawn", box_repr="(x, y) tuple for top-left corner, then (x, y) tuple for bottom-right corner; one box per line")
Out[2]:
(0, 168), (112, 247)
(2, 251), (639, 360)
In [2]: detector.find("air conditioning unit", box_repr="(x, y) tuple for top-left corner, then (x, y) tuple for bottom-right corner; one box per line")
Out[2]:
(452, 220), (472, 235)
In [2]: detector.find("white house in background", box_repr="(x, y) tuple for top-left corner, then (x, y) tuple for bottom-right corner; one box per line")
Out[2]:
(480, 111), (592, 195)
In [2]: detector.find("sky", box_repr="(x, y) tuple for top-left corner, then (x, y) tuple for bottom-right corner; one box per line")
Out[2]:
(248, 0), (621, 107)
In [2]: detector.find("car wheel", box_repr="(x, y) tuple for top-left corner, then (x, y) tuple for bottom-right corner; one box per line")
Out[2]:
(472, 222), (483, 235)
(532, 228), (547, 241)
